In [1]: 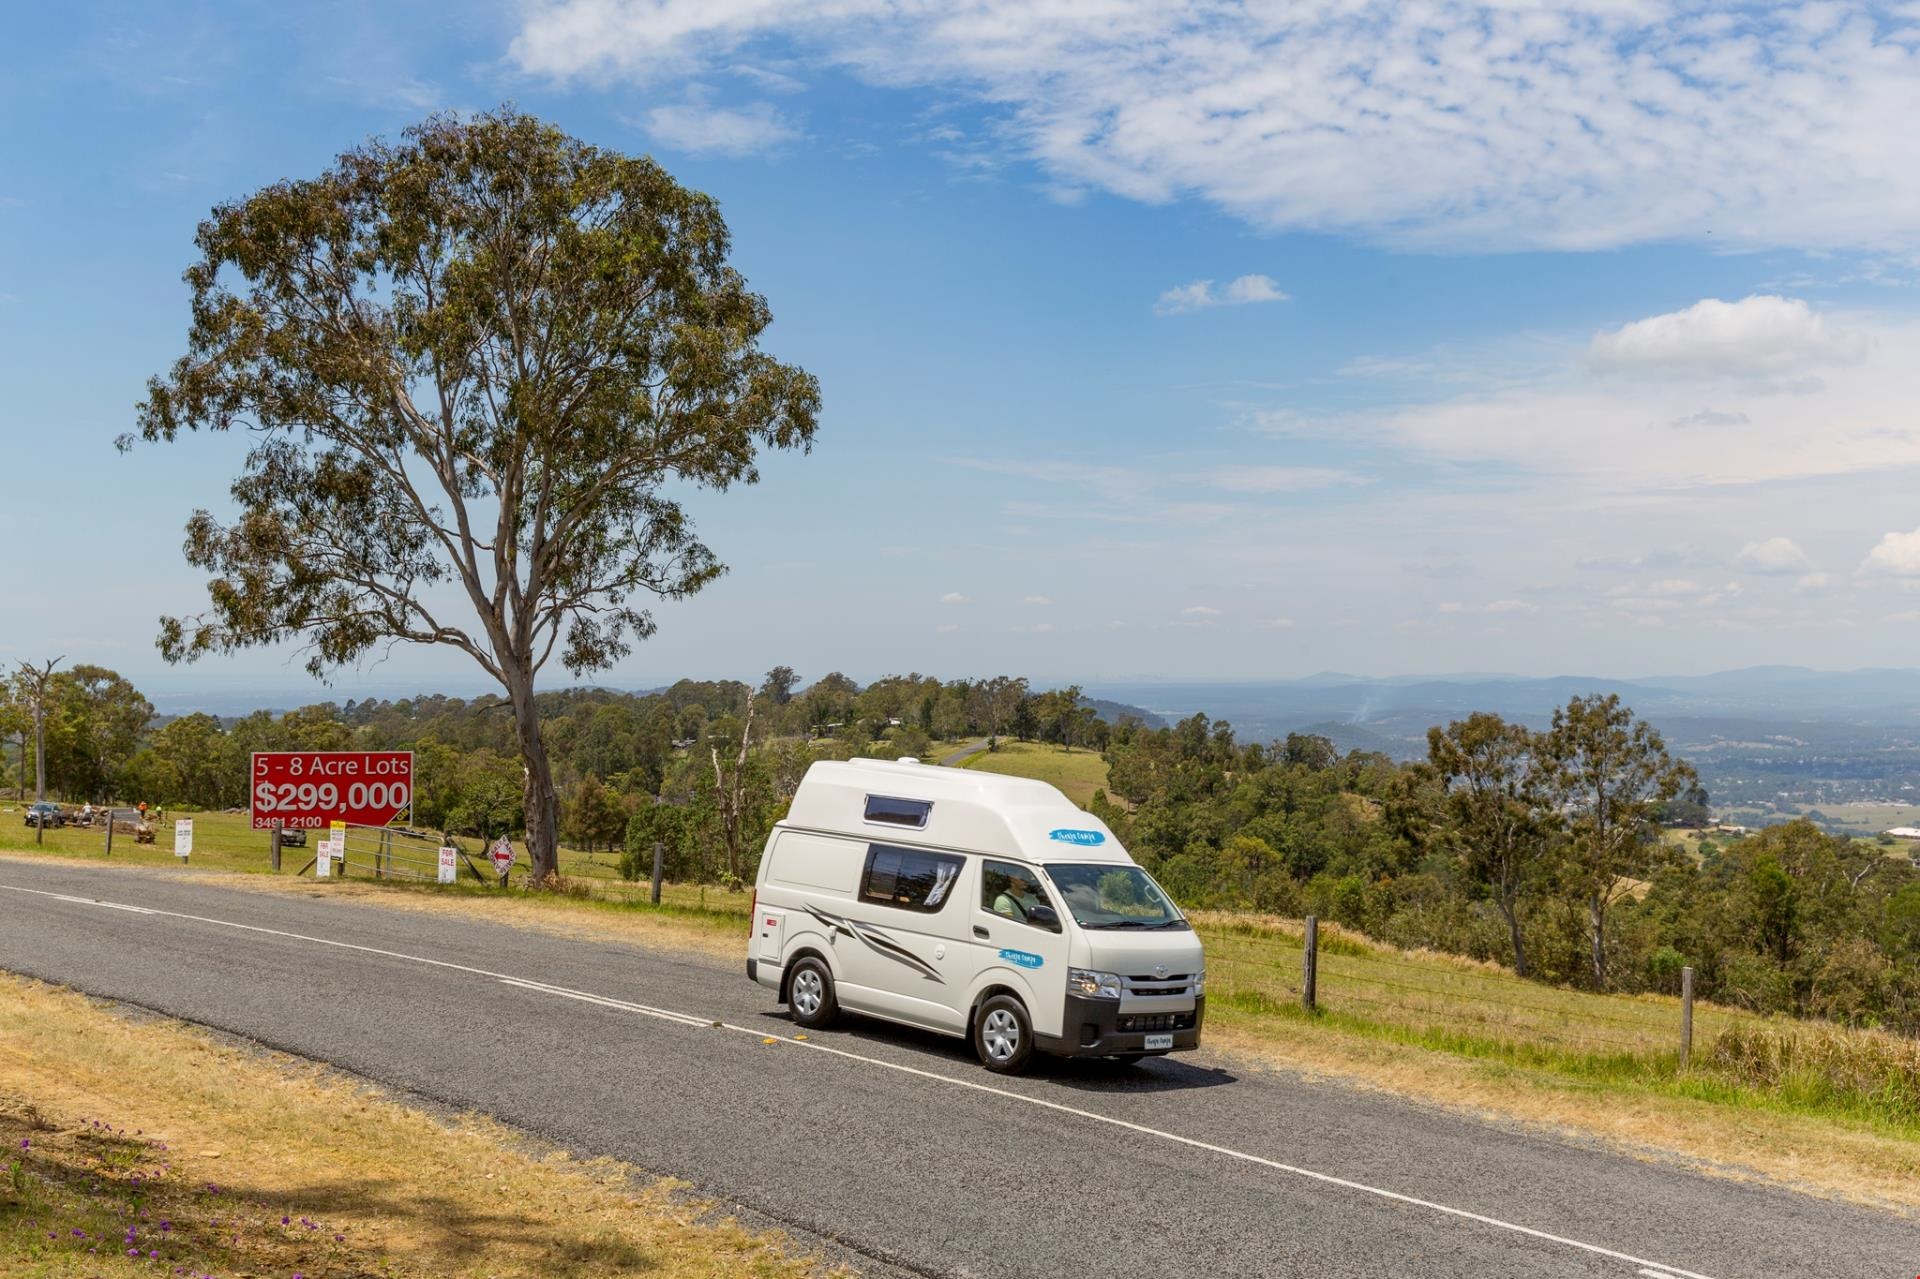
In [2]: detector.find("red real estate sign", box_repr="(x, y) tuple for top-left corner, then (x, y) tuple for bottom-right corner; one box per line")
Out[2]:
(250, 751), (414, 830)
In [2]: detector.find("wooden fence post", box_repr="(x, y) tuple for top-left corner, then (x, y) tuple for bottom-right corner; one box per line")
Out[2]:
(105, 814), (114, 858)
(1302, 915), (1319, 1013)
(1680, 966), (1694, 1069)
(650, 840), (665, 905)
(269, 822), (281, 873)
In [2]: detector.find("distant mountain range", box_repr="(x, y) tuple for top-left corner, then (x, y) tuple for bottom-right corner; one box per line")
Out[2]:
(1084, 667), (1920, 755)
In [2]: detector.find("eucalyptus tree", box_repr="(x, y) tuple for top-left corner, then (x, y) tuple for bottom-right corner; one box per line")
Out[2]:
(1545, 694), (1695, 989)
(129, 109), (820, 880)
(1427, 712), (1555, 977)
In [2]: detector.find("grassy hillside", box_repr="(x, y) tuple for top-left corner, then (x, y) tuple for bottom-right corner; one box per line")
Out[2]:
(956, 740), (1110, 805)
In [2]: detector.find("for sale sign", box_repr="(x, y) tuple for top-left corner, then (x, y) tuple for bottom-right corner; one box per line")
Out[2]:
(250, 752), (414, 831)
(437, 846), (458, 884)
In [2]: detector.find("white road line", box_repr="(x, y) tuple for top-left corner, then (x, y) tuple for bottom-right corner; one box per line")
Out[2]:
(0, 881), (1722, 1279)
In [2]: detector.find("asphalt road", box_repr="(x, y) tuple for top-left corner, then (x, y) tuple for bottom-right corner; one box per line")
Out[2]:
(1, 856), (1913, 1279)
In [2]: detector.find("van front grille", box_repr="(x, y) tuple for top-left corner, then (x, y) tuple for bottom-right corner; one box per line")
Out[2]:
(1117, 1012), (1197, 1033)
(1121, 973), (1196, 997)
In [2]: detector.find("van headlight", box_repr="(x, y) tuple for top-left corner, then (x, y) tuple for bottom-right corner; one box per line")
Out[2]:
(1067, 968), (1122, 1000)
(1193, 970), (1205, 995)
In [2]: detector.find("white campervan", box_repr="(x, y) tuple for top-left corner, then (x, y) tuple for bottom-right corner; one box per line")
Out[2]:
(747, 757), (1204, 1073)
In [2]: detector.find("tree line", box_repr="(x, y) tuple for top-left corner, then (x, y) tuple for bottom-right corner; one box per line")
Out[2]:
(10, 663), (1915, 1031)
(0, 665), (1111, 851)
(1092, 696), (1919, 1031)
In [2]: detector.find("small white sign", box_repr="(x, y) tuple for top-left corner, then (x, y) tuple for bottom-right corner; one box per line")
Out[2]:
(315, 838), (333, 878)
(173, 818), (193, 858)
(437, 845), (457, 884)
(490, 837), (515, 876)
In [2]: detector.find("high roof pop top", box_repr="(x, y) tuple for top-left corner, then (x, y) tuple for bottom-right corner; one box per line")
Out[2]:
(780, 757), (1129, 866)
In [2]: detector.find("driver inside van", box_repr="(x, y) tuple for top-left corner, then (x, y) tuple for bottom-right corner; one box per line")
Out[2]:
(992, 872), (1046, 921)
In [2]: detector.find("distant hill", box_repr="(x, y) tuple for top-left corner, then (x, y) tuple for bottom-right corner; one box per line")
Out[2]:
(1085, 667), (1920, 743)
(1080, 697), (1165, 729)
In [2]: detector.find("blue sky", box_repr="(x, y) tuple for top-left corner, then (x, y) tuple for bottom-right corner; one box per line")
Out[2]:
(5, 2), (1920, 703)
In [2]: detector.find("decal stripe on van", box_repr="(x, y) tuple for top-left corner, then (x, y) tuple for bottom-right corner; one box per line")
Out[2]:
(804, 904), (945, 983)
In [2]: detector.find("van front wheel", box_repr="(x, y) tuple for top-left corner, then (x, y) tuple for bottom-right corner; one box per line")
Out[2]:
(787, 957), (839, 1029)
(973, 994), (1033, 1074)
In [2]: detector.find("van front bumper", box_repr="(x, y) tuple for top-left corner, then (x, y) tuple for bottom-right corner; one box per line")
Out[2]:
(1037, 994), (1205, 1057)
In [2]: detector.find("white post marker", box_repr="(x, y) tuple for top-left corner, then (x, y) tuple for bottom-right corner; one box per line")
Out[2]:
(437, 845), (457, 884)
(315, 837), (333, 878)
(173, 818), (193, 859)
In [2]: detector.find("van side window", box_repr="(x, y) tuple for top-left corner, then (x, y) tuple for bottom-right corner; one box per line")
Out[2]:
(864, 795), (932, 828)
(981, 861), (1062, 933)
(859, 844), (963, 912)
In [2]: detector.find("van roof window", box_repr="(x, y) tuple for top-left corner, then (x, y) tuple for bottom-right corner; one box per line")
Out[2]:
(864, 794), (932, 828)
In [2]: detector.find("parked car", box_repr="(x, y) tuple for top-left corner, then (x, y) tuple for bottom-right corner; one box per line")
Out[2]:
(24, 802), (65, 829)
(276, 826), (308, 847)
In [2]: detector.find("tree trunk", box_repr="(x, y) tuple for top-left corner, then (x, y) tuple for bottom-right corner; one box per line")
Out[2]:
(1587, 892), (1608, 989)
(32, 707), (46, 803)
(505, 666), (560, 883)
(1497, 897), (1529, 978)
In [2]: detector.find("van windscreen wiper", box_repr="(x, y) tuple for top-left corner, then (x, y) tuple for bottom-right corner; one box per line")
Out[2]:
(1086, 919), (1148, 929)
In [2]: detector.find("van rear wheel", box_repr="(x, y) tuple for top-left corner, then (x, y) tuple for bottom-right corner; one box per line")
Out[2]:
(787, 957), (839, 1029)
(973, 994), (1033, 1074)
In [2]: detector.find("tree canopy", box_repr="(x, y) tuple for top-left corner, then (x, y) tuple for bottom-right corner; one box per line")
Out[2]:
(128, 109), (819, 878)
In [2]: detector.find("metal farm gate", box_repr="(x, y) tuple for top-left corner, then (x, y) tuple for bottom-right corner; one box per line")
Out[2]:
(297, 822), (494, 884)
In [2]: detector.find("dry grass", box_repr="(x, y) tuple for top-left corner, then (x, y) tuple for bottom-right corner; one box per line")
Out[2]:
(0, 973), (844, 1279)
(1204, 1014), (1920, 1213)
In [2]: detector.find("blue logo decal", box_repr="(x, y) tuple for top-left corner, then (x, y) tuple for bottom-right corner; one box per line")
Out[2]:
(998, 948), (1044, 969)
(1048, 828), (1106, 846)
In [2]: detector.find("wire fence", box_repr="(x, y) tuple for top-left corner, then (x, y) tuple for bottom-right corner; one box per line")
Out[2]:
(1198, 916), (1767, 1063)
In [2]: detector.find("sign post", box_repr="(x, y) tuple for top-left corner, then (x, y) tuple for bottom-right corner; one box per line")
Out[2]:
(437, 845), (458, 885)
(173, 818), (193, 863)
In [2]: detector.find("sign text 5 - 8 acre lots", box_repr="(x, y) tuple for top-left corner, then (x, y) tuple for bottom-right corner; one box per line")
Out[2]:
(250, 751), (414, 830)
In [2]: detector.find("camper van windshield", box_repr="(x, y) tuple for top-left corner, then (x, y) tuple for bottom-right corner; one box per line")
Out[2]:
(1046, 865), (1187, 930)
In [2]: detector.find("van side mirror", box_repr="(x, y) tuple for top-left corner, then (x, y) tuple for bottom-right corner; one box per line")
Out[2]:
(1028, 903), (1060, 930)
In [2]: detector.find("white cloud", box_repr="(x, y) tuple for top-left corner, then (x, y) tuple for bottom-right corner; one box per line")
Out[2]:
(935, 622), (959, 633)
(641, 101), (798, 155)
(1588, 297), (1866, 380)
(1794, 572), (1832, 594)
(1861, 528), (1920, 578)
(514, 2), (1920, 253)
(1438, 599), (1537, 615)
(1257, 617), (1296, 630)
(940, 591), (969, 604)
(1181, 605), (1221, 617)
(1206, 466), (1369, 494)
(1735, 537), (1814, 575)
(1645, 578), (1704, 597)
(1291, 309), (1920, 493)
(1154, 274), (1287, 315)
(1023, 594), (1052, 605)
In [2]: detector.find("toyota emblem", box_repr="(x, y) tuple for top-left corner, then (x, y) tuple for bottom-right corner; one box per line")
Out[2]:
(1153, 964), (1168, 979)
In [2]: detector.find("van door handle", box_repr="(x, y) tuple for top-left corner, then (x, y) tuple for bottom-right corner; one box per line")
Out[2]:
(973, 926), (990, 939)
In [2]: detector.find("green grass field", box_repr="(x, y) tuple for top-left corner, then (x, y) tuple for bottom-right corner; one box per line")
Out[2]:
(956, 739), (1111, 805)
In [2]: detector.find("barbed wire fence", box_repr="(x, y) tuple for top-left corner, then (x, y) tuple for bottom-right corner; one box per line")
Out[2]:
(1204, 916), (1751, 1067)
